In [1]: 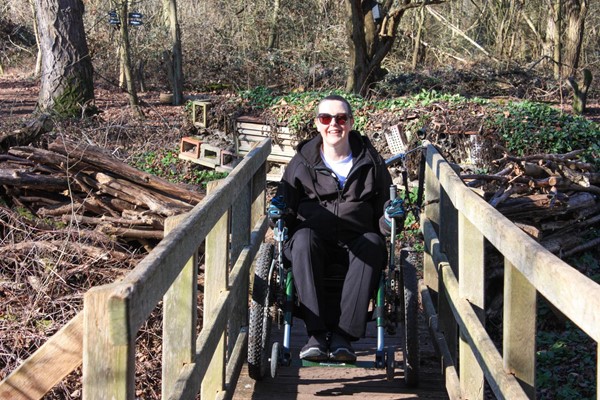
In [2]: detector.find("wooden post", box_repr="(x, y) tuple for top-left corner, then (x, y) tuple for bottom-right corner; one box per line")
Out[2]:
(228, 182), (251, 357)
(162, 213), (198, 399)
(503, 260), (536, 398)
(201, 180), (229, 399)
(251, 162), (267, 232)
(423, 144), (440, 299)
(83, 284), (135, 399)
(458, 212), (485, 399)
(438, 186), (458, 367)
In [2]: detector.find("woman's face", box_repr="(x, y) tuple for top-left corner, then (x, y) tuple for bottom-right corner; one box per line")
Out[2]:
(315, 100), (354, 150)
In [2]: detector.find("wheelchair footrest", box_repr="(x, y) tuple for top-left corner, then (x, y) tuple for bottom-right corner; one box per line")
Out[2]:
(297, 359), (377, 368)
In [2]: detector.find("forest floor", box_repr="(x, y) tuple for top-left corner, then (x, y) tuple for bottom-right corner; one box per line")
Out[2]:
(1, 68), (599, 399)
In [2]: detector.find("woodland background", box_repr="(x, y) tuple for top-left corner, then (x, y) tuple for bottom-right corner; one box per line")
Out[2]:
(2, 0), (600, 100)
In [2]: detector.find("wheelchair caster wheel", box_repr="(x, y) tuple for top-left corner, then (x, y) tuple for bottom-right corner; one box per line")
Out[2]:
(270, 342), (280, 378)
(386, 347), (395, 381)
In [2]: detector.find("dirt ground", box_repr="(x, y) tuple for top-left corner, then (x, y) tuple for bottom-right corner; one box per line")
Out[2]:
(2, 74), (599, 142)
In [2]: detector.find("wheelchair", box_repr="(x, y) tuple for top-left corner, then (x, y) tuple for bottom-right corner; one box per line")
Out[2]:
(247, 184), (420, 386)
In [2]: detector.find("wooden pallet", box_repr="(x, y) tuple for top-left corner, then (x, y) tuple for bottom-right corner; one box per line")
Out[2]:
(235, 116), (296, 162)
(178, 116), (297, 181)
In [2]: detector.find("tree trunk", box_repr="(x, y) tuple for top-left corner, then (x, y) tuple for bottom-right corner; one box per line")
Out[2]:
(562, 0), (588, 78)
(345, 0), (367, 94)
(163, 0), (184, 105)
(411, 6), (426, 70)
(29, 0), (42, 77)
(267, 0), (281, 49)
(546, 0), (562, 79)
(345, 0), (404, 95)
(117, 0), (143, 118)
(345, 0), (446, 95)
(35, 0), (94, 117)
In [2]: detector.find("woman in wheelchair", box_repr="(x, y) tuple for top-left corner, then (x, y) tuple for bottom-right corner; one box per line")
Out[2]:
(269, 95), (404, 363)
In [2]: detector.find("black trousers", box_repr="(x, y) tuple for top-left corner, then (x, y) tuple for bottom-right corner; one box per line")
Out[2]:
(284, 227), (386, 339)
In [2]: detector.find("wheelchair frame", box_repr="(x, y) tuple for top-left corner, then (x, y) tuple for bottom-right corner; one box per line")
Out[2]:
(248, 183), (420, 386)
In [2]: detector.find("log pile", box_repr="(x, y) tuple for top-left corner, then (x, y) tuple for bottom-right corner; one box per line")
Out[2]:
(1, 137), (205, 242)
(461, 147), (600, 259)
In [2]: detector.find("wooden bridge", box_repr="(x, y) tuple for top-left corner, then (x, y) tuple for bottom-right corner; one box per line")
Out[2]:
(1, 139), (600, 399)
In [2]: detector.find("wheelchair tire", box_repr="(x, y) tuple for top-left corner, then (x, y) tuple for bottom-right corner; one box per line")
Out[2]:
(270, 341), (280, 378)
(248, 242), (275, 381)
(386, 346), (395, 381)
(401, 249), (420, 388)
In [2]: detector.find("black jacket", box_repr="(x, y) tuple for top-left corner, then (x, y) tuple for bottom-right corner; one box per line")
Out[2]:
(277, 130), (393, 244)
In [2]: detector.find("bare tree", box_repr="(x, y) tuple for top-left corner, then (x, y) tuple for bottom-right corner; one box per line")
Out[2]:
(562, 0), (588, 77)
(35, 0), (94, 117)
(344, 0), (446, 96)
(114, 0), (143, 118)
(543, 0), (562, 79)
(267, 0), (281, 49)
(28, 0), (42, 76)
(162, 0), (184, 105)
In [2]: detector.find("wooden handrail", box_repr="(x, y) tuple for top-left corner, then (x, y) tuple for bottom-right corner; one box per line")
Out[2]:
(0, 139), (271, 400)
(421, 143), (600, 399)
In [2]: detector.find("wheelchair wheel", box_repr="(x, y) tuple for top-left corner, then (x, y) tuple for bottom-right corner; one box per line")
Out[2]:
(248, 242), (275, 380)
(270, 341), (280, 378)
(401, 249), (420, 387)
(386, 346), (395, 381)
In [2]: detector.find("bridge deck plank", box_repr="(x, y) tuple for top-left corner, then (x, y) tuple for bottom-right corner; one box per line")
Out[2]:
(233, 314), (449, 399)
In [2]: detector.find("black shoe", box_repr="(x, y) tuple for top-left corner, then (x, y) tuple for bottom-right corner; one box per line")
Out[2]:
(329, 333), (356, 362)
(300, 334), (328, 362)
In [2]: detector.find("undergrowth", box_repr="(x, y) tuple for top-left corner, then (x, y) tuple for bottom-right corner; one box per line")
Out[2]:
(492, 101), (600, 168)
(131, 147), (228, 188)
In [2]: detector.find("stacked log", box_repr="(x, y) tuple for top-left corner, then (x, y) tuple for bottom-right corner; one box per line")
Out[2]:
(461, 148), (600, 259)
(0, 137), (205, 241)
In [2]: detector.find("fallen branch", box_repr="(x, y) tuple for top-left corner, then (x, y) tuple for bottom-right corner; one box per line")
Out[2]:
(561, 237), (600, 258)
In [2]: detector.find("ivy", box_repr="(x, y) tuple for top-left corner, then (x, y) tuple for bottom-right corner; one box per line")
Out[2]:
(492, 101), (600, 167)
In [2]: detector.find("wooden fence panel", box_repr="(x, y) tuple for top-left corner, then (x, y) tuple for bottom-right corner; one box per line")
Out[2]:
(430, 143), (600, 342)
(441, 263), (529, 398)
(422, 142), (600, 400)
(167, 216), (269, 400)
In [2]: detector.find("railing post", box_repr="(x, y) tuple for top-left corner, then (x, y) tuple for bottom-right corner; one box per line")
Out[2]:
(162, 213), (198, 399)
(428, 146), (459, 370)
(458, 213), (485, 399)
(439, 188), (458, 366)
(423, 144), (440, 300)
(251, 162), (267, 233)
(503, 260), (536, 398)
(229, 181), (251, 360)
(83, 284), (135, 399)
(202, 180), (230, 399)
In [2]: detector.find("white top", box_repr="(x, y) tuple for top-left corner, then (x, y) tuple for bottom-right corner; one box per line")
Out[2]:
(321, 150), (353, 188)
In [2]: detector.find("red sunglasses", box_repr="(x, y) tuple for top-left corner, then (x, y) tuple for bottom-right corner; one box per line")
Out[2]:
(317, 113), (350, 126)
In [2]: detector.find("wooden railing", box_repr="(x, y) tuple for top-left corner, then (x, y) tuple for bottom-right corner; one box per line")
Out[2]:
(420, 143), (600, 399)
(0, 139), (272, 400)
